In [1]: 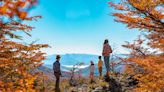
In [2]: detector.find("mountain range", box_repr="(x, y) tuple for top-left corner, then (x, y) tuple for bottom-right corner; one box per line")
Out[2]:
(43, 54), (99, 66)
(42, 54), (127, 76)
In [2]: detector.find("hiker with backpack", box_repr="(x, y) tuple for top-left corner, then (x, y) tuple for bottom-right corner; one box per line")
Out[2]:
(53, 55), (62, 92)
(102, 39), (112, 76)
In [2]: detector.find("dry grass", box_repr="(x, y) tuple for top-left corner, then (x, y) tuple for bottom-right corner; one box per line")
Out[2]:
(43, 76), (110, 92)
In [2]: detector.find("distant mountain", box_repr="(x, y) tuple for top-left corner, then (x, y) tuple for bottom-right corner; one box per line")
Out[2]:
(42, 54), (128, 76)
(43, 54), (128, 66)
(37, 66), (55, 81)
(43, 54), (99, 68)
(37, 66), (76, 81)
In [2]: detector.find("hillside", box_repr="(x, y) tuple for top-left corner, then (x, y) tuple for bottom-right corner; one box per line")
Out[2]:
(38, 65), (138, 92)
(43, 54), (127, 67)
(37, 53), (134, 92)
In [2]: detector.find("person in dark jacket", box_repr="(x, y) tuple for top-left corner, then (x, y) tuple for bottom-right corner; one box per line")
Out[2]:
(53, 55), (61, 92)
(102, 39), (112, 76)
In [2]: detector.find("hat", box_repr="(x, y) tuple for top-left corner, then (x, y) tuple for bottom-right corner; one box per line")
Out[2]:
(90, 61), (94, 64)
(56, 55), (61, 59)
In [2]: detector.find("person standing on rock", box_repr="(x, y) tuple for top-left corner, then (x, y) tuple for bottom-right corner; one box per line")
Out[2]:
(89, 61), (95, 83)
(97, 56), (103, 79)
(102, 39), (112, 76)
(53, 55), (62, 92)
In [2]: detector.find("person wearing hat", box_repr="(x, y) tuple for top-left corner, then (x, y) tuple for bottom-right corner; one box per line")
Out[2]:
(53, 55), (62, 92)
(102, 39), (112, 76)
(89, 60), (95, 83)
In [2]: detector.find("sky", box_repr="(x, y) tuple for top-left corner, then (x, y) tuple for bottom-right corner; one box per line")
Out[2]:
(23, 0), (140, 55)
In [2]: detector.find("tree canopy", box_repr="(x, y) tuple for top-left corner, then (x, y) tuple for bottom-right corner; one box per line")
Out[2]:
(0, 0), (48, 91)
(109, 0), (164, 91)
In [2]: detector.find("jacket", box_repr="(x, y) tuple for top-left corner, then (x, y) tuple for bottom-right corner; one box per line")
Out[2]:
(98, 60), (103, 68)
(53, 61), (61, 75)
(90, 64), (95, 73)
(102, 43), (112, 56)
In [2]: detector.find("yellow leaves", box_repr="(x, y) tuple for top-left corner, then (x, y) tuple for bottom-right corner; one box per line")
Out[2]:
(124, 65), (136, 74)
(124, 55), (164, 91)
(108, 2), (129, 10)
(0, 5), (8, 14)
(111, 0), (164, 91)
(0, 0), (48, 91)
(26, 79), (34, 85)
(15, 90), (24, 92)
(150, 8), (164, 20)
(24, 77), (35, 86)
(19, 1), (27, 8)
(0, 39), (48, 91)
(18, 12), (27, 20)
(19, 79), (23, 85)
(8, 81), (13, 86)
(129, 0), (161, 11)
(0, 0), (38, 20)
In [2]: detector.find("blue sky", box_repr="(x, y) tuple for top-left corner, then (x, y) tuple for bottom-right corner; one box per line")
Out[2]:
(23, 0), (140, 55)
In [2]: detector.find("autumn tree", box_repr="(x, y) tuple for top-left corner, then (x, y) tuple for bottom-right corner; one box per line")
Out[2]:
(0, 0), (48, 91)
(109, 0), (164, 91)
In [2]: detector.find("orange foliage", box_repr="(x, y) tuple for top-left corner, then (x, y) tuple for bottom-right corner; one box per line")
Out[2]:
(0, 0), (48, 91)
(0, 0), (38, 19)
(109, 0), (164, 91)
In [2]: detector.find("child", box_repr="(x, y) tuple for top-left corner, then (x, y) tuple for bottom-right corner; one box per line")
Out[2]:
(90, 61), (95, 83)
(98, 56), (103, 78)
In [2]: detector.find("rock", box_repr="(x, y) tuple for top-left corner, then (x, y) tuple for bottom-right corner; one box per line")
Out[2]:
(95, 86), (103, 90)
(77, 88), (83, 92)
(70, 84), (89, 92)
(82, 84), (88, 87)
(103, 76), (122, 92)
(91, 86), (111, 92)
(69, 79), (78, 86)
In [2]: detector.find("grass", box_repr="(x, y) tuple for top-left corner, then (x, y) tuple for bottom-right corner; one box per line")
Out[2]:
(42, 76), (110, 92)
